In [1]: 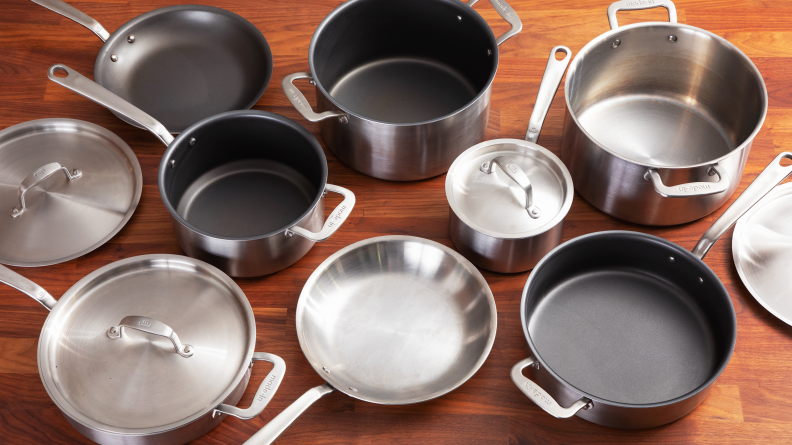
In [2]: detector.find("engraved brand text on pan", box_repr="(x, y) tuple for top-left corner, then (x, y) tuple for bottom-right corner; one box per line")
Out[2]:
(34, 168), (46, 177)
(626, 0), (656, 5)
(256, 374), (278, 401)
(327, 206), (347, 228)
(491, 0), (513, 18)
(138, 320), (152, 328)
(678, 184), (712, 193)
(525, 382), (552, 405)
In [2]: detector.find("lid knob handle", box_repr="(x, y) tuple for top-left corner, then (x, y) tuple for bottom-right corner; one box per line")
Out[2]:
(481, 156), (541, 219)
(108, 316), (194, 358)
(10, 162), (82, 218)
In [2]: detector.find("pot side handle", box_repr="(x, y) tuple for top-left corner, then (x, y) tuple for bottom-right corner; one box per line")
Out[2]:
(607, 0), (678, 30)
(645, 164), (730, 198)
(0, 265), (57, 311)
(286, 184), (356, 242)
(244, 384), (335, 445)
(511, 357), (592, 419)
(692, 152), (792, 260)
(467, 0), (522, 46)
(30, 0), (110, 41)
(215, 353), (287, 420)
(281, 73), (348, 123)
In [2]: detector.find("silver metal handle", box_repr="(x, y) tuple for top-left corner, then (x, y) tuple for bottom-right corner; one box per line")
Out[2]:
(107, 316), (194, 358)
(30, 0), (110, 41)
(525, 46), (572, 144)
(0, 264), (57, 311)
(215, 352), (286, 420)
(244, 384), (335, 445)
(645, 164), (730, 198)
(692, 152), (792, 260)
(481, 156), (540, 218)
(511, 357), (592, 418)
(607, 0), (678, 30)
(282, 73), (348, 123)
(467, 0), (523, 46)
(47, 64), (175, 145)
(9, 162), (82, 218)
(286, 184), (356, 242)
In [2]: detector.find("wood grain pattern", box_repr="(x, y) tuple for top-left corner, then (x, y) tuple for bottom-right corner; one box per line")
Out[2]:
(1, 0), (791, 443)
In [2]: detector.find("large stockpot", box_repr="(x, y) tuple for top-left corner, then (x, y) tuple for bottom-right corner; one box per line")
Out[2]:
(282, 0), (522, 181)
(49, 64), (356, 278)
(511, 152), (792, 429)
(447, 47), (573, 273)
(0, 255), (285, 444)
(561, 0), (767, 225)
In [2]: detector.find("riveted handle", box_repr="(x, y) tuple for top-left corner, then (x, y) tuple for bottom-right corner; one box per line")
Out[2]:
(47, 64), (174, 145)
(9, 162), (82, 218)
(30, 0), (110, 41)
(645, 164), (730, 198)
(0, 264), (57, 311)
(481, 156), (541, 218)
(607, 0), (677, 30)
(244, 384), (335, 445)
(511, 357), (592, 418)
(286, 184), (356, 242)
(526, 46), (572, 144)
(215, 352), (286, 420)
(108, 316), (194, 357)
(467, 0), (523, 46)
(693, 152), (792, 260)
(282, 73), (347, 123)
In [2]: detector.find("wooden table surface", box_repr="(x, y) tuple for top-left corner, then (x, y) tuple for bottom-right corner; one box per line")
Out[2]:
(1, 0), (791, 443)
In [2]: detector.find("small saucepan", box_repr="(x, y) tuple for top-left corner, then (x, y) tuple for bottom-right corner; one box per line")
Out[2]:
(48, 64), (355, 277)
(446, 46), (573, 272)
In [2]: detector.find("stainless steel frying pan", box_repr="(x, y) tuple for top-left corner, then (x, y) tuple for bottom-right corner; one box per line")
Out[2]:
(31, 0), (273, 132)
(244, 236), (497, 444)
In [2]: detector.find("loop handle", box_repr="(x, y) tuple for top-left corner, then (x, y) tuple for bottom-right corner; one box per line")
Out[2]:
(282, 73), (347, 123)
(607, 0), (678, 30)
(511, 357), (592, 418)
(467, 0), (523, 46)
(645, 164), (730, 198)
(481, 156), (541, 218)
(215, 352), (286, 420)
(287, 184), (356, 242)
(107, 316), (194, 358)
(10, 162), (82, 218)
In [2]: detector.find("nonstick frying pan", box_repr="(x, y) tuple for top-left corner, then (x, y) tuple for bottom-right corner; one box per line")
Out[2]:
(244, 236), (497, 444)
(511, 152), (792, 429)
(31, 0), (273, 132)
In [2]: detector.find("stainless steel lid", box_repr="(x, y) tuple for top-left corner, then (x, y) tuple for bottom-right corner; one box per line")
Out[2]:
(446, 139), (573, 239)
(38, 255), (255, 434)
(0, 119), (142, 266)
(733, 181), (792, 325)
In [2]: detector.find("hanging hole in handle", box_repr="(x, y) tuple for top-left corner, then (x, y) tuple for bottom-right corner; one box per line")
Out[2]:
(554, 48), (568, 60)
(52, 67), (69, 78)
(780, 155), (792, 167)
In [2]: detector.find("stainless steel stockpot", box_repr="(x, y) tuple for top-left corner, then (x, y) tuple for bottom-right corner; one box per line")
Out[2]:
(48, 64), (356, 278)
(447, 47), (573, 273)
(283, 0), (522, 181)
(561, 0), (767, 225)
(0, 255), (285, 444)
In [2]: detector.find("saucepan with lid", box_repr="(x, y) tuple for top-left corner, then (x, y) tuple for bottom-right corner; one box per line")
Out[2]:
(0, 254), (285, 444)
(446, 46), (573, 273)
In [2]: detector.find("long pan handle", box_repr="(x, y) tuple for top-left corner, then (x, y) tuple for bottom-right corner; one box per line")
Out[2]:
(693, 152), (792, 259)
(525, 46), (571, 144)
(30, 0), (110, 41)
(46, 64), (174, 145)
(244, 384), (335, 445)
(0, 265), (57, 311)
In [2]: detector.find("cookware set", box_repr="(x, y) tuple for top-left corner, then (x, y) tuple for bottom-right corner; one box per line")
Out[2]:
(2, 0), (787, 442)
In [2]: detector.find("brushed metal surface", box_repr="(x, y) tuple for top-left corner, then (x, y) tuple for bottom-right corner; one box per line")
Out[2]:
(0, 119), (141, 266)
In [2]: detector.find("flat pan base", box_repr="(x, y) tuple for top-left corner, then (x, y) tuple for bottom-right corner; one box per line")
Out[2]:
(329, 57), (477, 123)
(176, 160), (315, 238)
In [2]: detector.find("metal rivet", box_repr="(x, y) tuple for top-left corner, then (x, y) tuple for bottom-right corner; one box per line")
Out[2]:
(339, 116), (348, 124)
(349, 387), (358, 392)
(487, 49), (492, 56)
(457, 15), (462, 21)
(322, 367), (330, 374)
(669, 256), (675, 263)
(72, 169), (82, 177)
(189, 138), (196, 146)
(109, 327), (117, 334)
(110, 54), (118, 62)
(309, 79), (315, 85)
(668, 35), (678, 43)
(184, 346), (192, 353)
(699, 277), (704, 284)
(285, 231), (294, 238)
(10, 208), (19, 215)
(127, 35), (135, 43)
(611, 39), (621, 49)
(583, 401), (593, 410)
(170, 159), (175, 169)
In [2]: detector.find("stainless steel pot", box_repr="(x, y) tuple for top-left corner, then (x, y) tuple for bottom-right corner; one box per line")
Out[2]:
(282, 0), (522, 181)
(446, 46), (573, 273)
(561, 0), (767, 225)
(0, 255), (285, 444)
(48, 64), (356, 278)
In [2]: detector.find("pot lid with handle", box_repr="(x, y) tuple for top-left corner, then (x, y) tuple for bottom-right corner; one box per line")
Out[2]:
(446, 46), (573, 239)
(3, 255), (259, 435)
(0, 119), (142, 266)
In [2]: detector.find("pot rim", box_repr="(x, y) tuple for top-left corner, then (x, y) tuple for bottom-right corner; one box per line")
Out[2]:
(36, 254), (257, 436)
(445, 138), (574, 239)
(564, 21), (768, 170)
(520, 230), (737, 408)
(158, 110), (329, 241)
(307, 0), (499, 127)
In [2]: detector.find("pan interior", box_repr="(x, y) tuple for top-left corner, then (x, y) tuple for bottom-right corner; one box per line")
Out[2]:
(567, 24), (765, 166)
(311, 0), (496, 123)
(298, 237), (496, 404)
(95, 7), (272, 132)
(525, 233), (735, 405)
